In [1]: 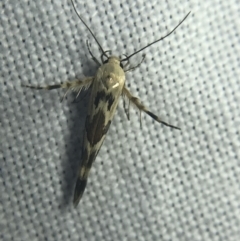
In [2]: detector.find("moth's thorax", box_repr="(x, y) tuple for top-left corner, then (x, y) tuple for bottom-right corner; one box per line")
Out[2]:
(96, 56), (125, 91)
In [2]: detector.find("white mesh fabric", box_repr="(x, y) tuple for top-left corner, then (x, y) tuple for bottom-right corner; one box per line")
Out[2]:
(1, 0), (240, 240)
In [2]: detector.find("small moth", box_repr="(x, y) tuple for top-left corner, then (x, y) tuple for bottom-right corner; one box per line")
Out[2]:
(23, 0), (190, 206)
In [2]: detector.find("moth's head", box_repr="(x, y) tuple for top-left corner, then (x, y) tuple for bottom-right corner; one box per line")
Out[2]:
(103, 56), (124, 68)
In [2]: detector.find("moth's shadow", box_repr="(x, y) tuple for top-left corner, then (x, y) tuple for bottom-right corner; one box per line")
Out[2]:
(60, 59), (98, 209)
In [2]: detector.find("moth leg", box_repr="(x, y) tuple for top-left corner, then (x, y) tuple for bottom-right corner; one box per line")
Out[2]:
(122, 92), (130, 120)
(22, 77), (93, 100)
(124, 54), (146, 72)
(86, 40), (101, 66)
(122, 86), (180, 130)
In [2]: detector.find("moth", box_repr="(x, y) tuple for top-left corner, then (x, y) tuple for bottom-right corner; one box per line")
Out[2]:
(23, 0), (190, 206)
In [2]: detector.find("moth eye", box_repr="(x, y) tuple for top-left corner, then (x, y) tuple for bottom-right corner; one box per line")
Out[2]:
(103, 59), (108, 64)
(120, 62), (124, 69)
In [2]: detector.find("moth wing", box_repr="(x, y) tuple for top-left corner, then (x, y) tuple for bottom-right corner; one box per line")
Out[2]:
(73, 62), (125, 206)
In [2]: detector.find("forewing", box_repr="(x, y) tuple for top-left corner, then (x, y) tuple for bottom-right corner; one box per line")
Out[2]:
(73, 64), (125, 206)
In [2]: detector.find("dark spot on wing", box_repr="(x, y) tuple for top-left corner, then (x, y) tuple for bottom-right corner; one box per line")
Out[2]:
(73, 178), (87, 207)
(86, 110), (111, 146)
(106, 93), (115, 111)
(94, 90), (116, 111)
(81, 147), (89, 165)
(86, 150), (97, 169)
(94, 90), (105, 108)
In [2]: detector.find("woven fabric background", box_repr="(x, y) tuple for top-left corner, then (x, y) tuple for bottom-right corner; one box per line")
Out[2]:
(1, 0), (240, 240)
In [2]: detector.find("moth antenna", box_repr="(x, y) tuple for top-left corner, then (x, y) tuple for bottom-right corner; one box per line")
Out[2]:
(70, 0), (108, 58)
(121, 11), (191, 62)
